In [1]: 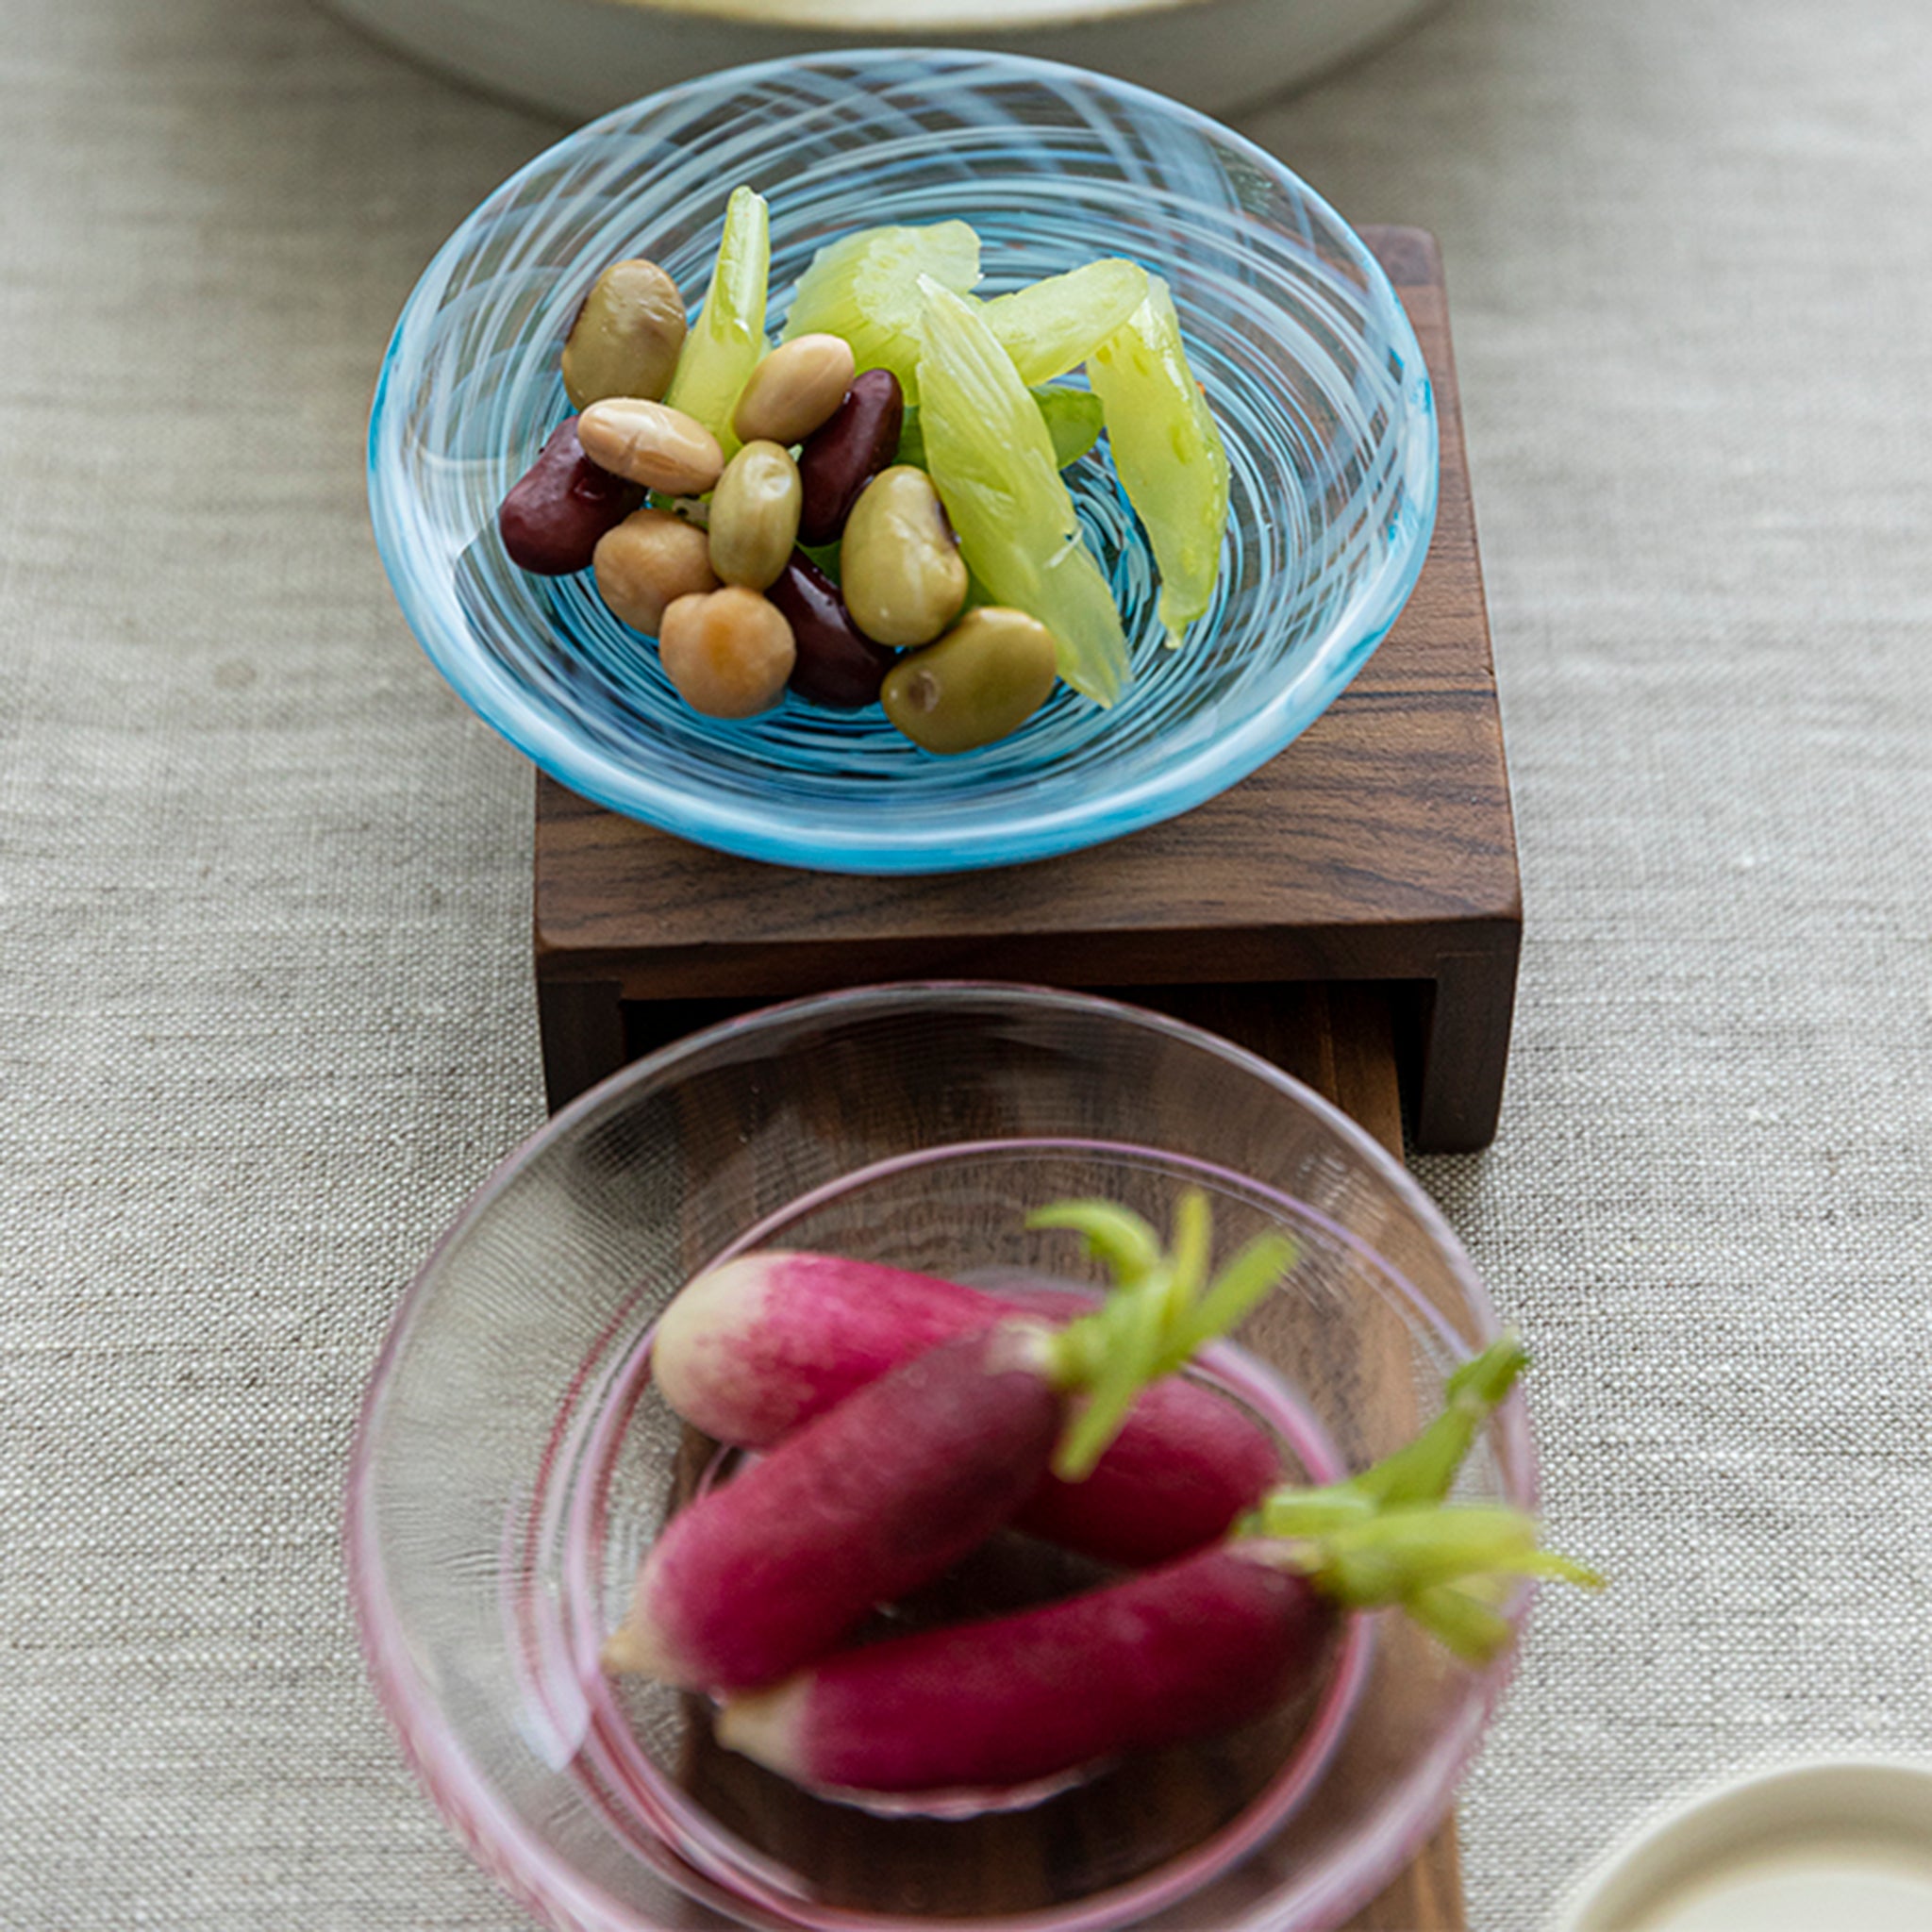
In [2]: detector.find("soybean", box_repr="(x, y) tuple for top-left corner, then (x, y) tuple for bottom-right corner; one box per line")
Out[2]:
(841, 465), (968, 648)
(658, 587), (796, 719)
(796, 368), (904, 545)
(562, 258), (687, 410)
(593, 508), (719, 636)
(577, 398), (724, 496)
(767, 551), (895, 710)
(882, 607), (1059, 755)
(733, 335), (856, 447)
(498, 418), (644, 575)
(708, 441), (802, 591)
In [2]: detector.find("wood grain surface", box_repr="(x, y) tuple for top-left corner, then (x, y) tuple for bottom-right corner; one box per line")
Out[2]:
(533, 226), (1520, 1150)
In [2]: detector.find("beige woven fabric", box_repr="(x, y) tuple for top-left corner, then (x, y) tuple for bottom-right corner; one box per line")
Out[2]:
(3, 0), (1929, 1926)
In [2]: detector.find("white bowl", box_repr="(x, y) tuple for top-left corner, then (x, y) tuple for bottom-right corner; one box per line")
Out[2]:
(1556, 1760), (1932, 1932)
(325, 0), (1440, 120)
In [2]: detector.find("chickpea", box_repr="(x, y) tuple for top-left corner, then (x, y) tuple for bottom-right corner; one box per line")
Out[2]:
(592, 508), (719, 636)
(658, 587), (796, 719)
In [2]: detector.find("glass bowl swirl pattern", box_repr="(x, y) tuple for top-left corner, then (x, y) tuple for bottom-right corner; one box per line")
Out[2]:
(367, 51), (1438, 874)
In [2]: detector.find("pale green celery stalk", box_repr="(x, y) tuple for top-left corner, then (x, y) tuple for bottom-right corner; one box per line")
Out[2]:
(980, 258), (1150, 385)
(1086, 275), (1230, 646)
(779, 220), (981, 404)
(663, 185), (770, 458)
(917, 279), (1129, 708)
(898, 386), (1105, 474)
(784, 240), (1133, 401)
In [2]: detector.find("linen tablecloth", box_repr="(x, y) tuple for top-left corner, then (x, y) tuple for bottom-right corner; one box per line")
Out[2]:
(5, 1), (1930, 1924)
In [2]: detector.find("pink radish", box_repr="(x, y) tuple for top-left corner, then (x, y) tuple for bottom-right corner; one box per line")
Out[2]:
(652, 1256), (1284, 1567)
(717, 1341), (1600, 1796)
(606, 1324), (1060, 1690)
(604, 1194), (1293, 1690)
(717, 1541), (1335, 1793)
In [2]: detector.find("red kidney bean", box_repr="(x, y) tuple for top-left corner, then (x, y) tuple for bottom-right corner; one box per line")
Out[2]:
(768, 551), (896, 709)
(498, 418), (644, 575)
(796, 369), (904, 546)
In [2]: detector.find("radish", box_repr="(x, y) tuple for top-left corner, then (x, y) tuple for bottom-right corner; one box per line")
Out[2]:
(652, 1240), (1287, 1566)
(717, 1342), (1599, 1796)
(715, 1511), (1591, 1795)
(718, 1541), (1332, 1793)
(604, 1194), (1293, 1690)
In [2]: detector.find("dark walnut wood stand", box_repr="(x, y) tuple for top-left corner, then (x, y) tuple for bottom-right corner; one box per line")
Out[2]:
(533, 226), (1519, 1157)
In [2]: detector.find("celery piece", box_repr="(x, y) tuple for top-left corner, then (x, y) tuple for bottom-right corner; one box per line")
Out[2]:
(918, 281), (1128, 708)
(898, 385), (1104, 474)
(1086, 276), (1230, 646)
(981, 258), (1150, 386)
(663, 185), (770, 458)
(780, 221), (981, 404)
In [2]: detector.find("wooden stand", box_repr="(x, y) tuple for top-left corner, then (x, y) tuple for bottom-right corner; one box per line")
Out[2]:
(532, 225), (1519, 1152)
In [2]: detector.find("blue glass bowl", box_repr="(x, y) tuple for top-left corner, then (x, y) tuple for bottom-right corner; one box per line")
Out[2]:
(368, 50), (1438, 874)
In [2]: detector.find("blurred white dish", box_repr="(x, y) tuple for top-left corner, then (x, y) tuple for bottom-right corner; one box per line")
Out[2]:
(325, 0), (1438, 119)
(1557, 1760), (1932, 1931)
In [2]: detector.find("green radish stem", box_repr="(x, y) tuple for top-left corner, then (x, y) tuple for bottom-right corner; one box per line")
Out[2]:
(1258, 1504), (1603, 1666)
(1241, 1332), (1527, 1541)
(1028, 1191), (1295, 1482)
(1289, 1505), (1603, 1603)
(1407, 1581), (1517, 1660)
(1240, 1331), (1603, 1664)
(1350, 1335), (1531, 1507)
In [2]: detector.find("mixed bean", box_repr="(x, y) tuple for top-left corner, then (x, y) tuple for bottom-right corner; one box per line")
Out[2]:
(732, 333), (854, 447)
(592, 508), (717, 637)
(498, 419), (642, 576)
(562, 258), (687, 411)
(795, 369), (905, 547)
(767, 552), (894, 709)
(708, 441), (802, 591)
(494, 191), (1229, 751)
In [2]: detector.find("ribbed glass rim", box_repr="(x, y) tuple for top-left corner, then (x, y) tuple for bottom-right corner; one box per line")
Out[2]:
(368, 49), (1439, 873)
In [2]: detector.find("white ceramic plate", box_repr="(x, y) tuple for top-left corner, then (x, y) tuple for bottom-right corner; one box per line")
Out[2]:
(324, 0), (1439, 120)
(1557, 1760), (1932, 1931)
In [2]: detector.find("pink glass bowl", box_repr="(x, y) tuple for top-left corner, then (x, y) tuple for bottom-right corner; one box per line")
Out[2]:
(346, 984), (1535, 1931)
